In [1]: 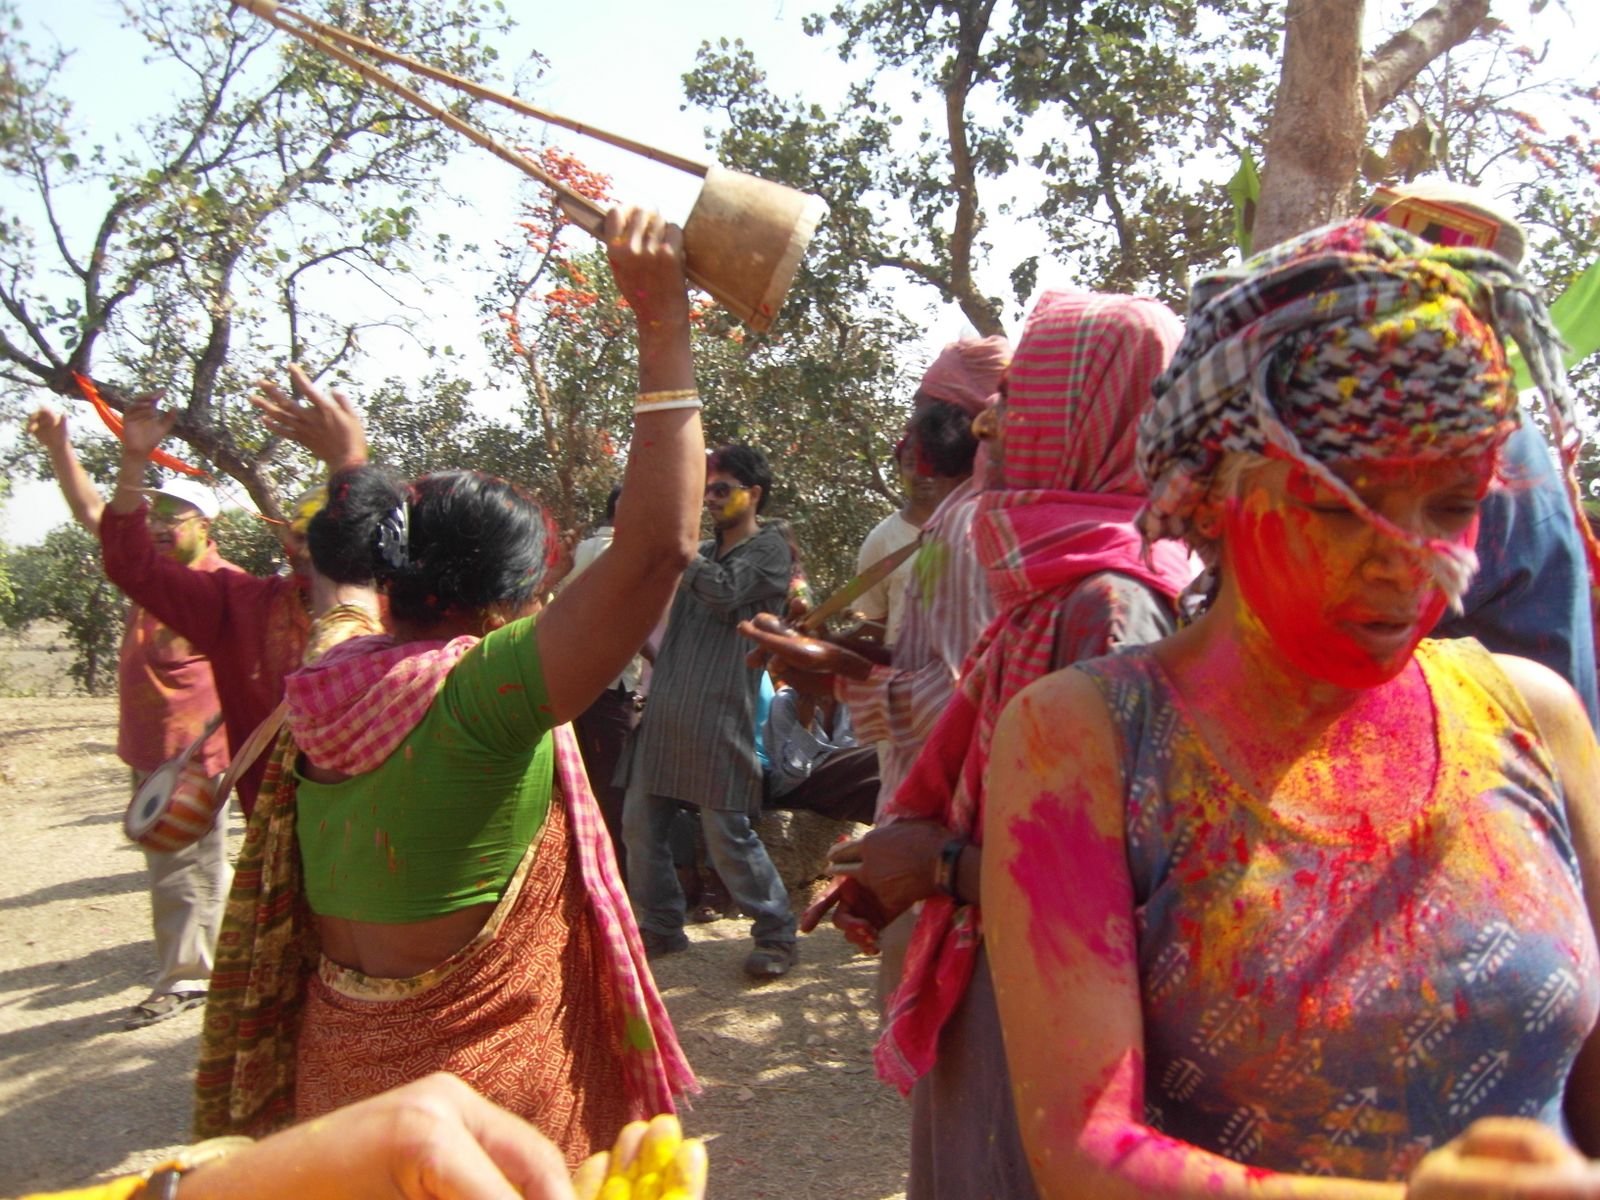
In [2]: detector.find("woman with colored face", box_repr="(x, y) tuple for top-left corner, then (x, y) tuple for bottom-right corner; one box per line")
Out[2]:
(982, 220), (1600, 1199)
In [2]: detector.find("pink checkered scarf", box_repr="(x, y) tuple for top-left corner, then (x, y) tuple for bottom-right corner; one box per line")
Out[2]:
(876, 290), (1190, 1092)
(1002, 289), (1184, 494)
(916, 334), (1012, 417)
(283, 632), (696, 1110)
(285, 634), (474, 772)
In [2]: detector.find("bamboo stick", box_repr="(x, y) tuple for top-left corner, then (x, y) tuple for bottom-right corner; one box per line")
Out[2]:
(231, 0), (710, 178)
(231, 0), (605, 233)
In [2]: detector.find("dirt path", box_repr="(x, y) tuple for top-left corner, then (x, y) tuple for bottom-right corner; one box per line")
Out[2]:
(0, 692), (909, 1199)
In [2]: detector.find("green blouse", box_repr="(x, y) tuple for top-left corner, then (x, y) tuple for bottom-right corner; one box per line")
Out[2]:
(295, 618), (556, 923)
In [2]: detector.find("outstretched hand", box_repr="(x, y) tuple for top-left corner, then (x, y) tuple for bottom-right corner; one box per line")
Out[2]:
(1407, 1117), (1600, 1198)
(572, 1113), (707, 1200)
(253, 363), (368, 471)
(179, 1072), (577, 1200)
(26, 407), (70, 454)
(738, 613), (875, 686)
(118, 398), (180, 461)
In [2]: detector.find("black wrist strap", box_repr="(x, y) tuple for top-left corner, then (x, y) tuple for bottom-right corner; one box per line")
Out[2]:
(145, 1169), (182, 1200)
(936, 837), (967, 904)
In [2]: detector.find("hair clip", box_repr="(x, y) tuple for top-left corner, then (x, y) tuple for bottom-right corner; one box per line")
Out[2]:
(373, 502), (410, 571)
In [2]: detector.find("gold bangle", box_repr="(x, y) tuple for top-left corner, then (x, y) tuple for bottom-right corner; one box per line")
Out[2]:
(634, 388), (700, 407)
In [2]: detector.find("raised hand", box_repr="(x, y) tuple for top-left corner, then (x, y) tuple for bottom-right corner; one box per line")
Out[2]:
(26, 407), (70, 455)
(119, 398), (180, 461)
(253, 363), (368, 471)
(603, 205), (690, 333)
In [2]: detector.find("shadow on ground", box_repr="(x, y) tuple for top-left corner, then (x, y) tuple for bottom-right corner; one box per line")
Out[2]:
(655, 922), (909, 1200)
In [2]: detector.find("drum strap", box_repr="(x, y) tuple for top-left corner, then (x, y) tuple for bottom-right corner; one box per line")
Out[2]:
(215, 701), (290, 810)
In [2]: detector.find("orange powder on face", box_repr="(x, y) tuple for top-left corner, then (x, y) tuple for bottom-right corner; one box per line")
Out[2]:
(1224, 487), (1457, 691)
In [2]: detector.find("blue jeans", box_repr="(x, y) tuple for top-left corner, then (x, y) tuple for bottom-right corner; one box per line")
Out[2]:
(622, 769), (796, 945)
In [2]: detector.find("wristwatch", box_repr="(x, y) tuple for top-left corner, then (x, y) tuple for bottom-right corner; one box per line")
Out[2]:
(934, 837), (968, 904)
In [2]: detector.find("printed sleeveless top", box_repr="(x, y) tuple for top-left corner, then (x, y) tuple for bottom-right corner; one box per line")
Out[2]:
(1077, 638), (1598, 1179)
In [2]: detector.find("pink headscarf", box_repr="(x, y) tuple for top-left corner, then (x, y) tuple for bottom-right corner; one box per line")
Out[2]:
(875, 291), (1195, 1092)
(914, 334), (1011, 417)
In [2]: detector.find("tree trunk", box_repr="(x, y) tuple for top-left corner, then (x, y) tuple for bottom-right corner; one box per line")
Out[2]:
(1254, 0), (1494, 254)
(1254, 0), (1369, 253)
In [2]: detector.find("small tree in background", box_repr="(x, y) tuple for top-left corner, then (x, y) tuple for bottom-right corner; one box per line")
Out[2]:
(0, 0), (515, 521)
(484, 144), (919, 596)
(211, 509), (295, 578)
(0, 525), (124, 694)
(489, 149), (636, 541)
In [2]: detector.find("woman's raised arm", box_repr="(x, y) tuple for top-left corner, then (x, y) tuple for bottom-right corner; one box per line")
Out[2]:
(536, 206), (704, 725)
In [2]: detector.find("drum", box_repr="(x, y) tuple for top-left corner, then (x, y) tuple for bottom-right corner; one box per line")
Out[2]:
(123, 716), (225, 853)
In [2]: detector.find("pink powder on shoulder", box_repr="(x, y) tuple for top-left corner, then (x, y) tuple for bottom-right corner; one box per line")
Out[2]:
(1006, 787), (1135, 973)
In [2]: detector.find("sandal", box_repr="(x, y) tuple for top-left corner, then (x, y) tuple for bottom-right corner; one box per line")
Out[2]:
(691, 876), (738, 924)
(124, 990), (206, 1030)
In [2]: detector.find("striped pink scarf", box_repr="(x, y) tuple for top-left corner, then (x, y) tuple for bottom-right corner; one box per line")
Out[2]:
(284, 631), (695, 1112)
(285, 634), (473, 772)
(876, 289), (1190, 1091)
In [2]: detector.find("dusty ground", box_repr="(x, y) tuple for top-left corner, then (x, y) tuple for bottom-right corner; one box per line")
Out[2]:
(0, 627), (909, 1199)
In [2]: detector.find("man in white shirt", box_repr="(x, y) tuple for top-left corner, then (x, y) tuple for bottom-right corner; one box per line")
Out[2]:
(855, 399), (977, 647)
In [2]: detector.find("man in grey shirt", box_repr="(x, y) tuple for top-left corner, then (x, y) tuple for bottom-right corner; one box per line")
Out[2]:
(621, 444), (799, 978)
(765, 682), (878, 825)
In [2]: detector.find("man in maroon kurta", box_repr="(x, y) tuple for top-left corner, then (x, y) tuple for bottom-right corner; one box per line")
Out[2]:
(100, 497), (310, 818)
(99, 374), (380, 820)
(30, 410), (240, 1027)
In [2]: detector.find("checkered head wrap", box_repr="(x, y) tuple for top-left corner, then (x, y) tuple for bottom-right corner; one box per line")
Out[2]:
(1137, 218), (1575, 600)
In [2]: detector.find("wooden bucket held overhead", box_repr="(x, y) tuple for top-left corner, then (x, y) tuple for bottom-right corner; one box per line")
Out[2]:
(232, 0), (827, 332)
(682, 169), (827, 331)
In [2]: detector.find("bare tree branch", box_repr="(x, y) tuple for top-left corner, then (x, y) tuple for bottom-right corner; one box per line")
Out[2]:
(940, 0), (1004, 336)
(0, 279), (62, 368)
(24, 145), (87, 283)
(1363, 0), (1492, 114)
(0, 319), (54, 379)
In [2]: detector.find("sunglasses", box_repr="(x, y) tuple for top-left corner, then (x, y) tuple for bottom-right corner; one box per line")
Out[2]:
(704, 482), (750, 501)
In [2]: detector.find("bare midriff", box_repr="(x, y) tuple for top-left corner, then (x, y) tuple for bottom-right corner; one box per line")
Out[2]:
(314, 904), (496, 979)
(301, 754), (498, 978)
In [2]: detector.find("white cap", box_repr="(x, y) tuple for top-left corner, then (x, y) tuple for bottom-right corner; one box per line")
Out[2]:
(142, 477), (220, 520)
